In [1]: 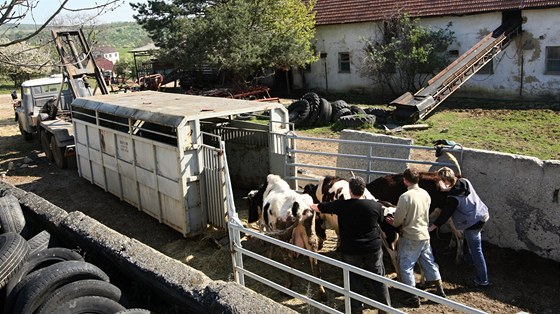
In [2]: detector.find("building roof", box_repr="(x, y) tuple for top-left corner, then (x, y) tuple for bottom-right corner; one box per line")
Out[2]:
(128, 43), (160, 54)
(314, 0), (560, 25)
(95, 58), (114, 71)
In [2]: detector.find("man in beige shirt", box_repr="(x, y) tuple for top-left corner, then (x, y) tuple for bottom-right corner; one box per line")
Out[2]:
(386, 167), (445, 307)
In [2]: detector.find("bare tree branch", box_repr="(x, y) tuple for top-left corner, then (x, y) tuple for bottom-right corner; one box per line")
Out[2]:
(0, 0), (124, 47)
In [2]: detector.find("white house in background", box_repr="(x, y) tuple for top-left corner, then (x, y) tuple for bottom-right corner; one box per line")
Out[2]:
(92, 46), (119, 64)
(293, 0), (560, 101)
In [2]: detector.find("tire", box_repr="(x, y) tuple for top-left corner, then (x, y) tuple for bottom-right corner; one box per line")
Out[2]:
(330, 100), (349, 113)
(50, 136), (68, 169)
(36, 279), (122, 314)
(10, 260), (110, 314)
(116, 309), (152, 314)
(235, 113), (253, 121)
(364, 107), (393, 124)
(4, 247), (84, 302)
(317, 98), (332, 126)
(51, 295), (126, 314)
(0, 232), (29, 290)
(27, 230), (51, 255)
(301, 92), (320, 126)
(287, 99), (310, 127)
(349, 105), (367, 115)
(338, 114), (376, 128)
(18, 119), (33, 141)
(0, 194), (26, 234)
(332, 107), (352, 122)
(40, 129), (53, 161)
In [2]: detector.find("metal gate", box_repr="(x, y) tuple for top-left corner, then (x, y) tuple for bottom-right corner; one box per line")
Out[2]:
(201, 132), (228, 229)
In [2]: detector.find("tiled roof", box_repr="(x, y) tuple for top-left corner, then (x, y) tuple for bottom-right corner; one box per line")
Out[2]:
(314, 0), (560, 25)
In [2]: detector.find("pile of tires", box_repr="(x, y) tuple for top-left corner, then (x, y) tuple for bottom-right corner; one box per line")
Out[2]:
(287, 92), (393, 129)
(0, 194), (150, 314)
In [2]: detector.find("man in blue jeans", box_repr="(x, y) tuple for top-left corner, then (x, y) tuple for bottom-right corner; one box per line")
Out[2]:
(386, 167), (446, 308)
(311, 177), (391, 314)
(430, 167), (490, 288)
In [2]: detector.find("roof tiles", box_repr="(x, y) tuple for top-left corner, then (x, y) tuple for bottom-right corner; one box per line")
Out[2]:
(314, 0), (560, 25)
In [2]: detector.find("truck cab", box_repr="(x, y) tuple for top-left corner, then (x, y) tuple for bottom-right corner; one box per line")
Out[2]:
(12, 74), (81, 140)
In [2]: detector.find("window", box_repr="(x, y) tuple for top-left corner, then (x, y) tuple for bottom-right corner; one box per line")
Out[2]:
(477, 59), (494, 75)
(338, 52), (350, 73)
(545, 46), (560, 74)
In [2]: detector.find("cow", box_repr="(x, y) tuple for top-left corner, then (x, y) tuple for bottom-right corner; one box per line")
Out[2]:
(246, 174), (326, 297)
(366, 169), (465, 265)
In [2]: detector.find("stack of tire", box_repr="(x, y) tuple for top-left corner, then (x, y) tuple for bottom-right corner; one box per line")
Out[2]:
(288, 92), (389, 129)
(0, 194), (150, 314)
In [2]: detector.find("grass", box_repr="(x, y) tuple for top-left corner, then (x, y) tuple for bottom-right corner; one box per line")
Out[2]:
(295, 107), (560, 161)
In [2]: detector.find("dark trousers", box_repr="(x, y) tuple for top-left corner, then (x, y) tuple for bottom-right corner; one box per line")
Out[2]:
(342, 249), (391, 313)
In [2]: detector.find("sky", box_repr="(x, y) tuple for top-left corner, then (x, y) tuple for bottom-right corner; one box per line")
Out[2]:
(22, 0), (148, 24)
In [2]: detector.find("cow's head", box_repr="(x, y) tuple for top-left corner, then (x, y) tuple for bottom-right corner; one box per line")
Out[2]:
(246, 184), (265, 223)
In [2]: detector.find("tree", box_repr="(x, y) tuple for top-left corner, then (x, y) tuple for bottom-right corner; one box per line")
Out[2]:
(132, 0), (317, 88)
(361, 13), (455, 97)
(0, 38), (52, 87)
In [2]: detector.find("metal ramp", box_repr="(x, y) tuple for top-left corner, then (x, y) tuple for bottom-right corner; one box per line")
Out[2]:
(51, 29), (109, 97)
(392, 14), (522, 123)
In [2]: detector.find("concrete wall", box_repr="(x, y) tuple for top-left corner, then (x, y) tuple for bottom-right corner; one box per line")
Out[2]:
(0, 181), (295, 314)
(336, 132), (560, 262)
(296, 8), (560, 101)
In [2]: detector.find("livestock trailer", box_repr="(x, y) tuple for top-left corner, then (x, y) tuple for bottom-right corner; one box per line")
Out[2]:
(70, 91), (290, 236)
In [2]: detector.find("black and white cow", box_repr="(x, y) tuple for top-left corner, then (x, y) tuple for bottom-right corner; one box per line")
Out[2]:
(246, 174), (325, 297)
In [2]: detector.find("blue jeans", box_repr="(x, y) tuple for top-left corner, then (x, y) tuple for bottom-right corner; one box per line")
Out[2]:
(398, 237), (441, 287)
(342, 249), (391, 313)
(464, 228), (489, 285)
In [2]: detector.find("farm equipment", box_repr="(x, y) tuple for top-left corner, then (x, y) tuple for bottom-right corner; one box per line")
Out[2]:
(12, 29), (108, 168)
(391, 13), (523, 123)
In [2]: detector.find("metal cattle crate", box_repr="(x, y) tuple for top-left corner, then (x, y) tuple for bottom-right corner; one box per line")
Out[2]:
(70, 91), (289, 236)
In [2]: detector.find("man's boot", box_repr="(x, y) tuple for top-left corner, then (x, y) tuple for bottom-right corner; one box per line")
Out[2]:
(434, 279), (447, 298)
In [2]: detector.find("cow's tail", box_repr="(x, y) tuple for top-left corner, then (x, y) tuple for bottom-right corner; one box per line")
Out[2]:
(444, 151), (462, 177)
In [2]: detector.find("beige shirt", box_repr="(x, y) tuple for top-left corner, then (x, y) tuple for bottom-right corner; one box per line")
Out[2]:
(393, 183), (431, 241)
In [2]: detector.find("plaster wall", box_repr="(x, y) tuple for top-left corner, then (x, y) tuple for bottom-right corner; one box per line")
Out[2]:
(299, 8), (560, 100)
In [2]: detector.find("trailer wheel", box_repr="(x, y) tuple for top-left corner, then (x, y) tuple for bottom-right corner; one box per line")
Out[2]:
(18, 119), (33, 141)
(40, 130), (53, 161)
(50, 136), (68, 169)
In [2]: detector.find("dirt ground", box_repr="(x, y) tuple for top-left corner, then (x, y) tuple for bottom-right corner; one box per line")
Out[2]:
(1, 94), (559, 314)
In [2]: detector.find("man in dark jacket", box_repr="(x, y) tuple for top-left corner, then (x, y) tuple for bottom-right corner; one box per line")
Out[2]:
(429, 167), (490, 287)
(311, 177), (391, 313)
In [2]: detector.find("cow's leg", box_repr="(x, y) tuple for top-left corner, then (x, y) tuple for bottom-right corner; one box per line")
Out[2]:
(308, 214), (326, 299)
(447, 219), (464, 264)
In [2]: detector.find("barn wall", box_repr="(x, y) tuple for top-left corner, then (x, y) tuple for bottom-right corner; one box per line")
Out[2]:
(297, 8), (560, 101)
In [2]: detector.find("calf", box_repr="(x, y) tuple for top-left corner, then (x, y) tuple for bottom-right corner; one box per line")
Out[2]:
(246, 174), (325, 297)
(366, 170), (464, 264)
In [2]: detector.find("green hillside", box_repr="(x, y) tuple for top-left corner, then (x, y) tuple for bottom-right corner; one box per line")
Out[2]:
(0, 22), (152, 51)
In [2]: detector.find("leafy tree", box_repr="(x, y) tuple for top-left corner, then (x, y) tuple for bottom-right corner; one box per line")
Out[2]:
(361, 14), (455, 97)
(0, 38), (52, 87)
(114, 57), (136, 83)
(132, 0), (317, 88)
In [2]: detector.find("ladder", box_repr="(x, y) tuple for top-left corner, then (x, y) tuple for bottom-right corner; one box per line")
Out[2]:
(51, 29), (109, 98)
(391, 15), (522, 123)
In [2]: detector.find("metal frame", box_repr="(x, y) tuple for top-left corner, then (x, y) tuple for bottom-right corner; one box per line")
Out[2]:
(227, 133), (481, 313)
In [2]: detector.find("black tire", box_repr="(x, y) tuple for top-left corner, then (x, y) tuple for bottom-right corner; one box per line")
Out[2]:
(10, 260), (110, 314)
(330, 100), (349, 113)
(287, 99), (310, 127)
(235, 113), (253, 121)
(0, 194), (26, 234)
(0, 232), (29, 290)
(18, 119), (33, 141)
(27, 230), (51, 255)
(301, 92), (320, 126)
(50, 136), (68, 169)
(349, 105), (367, 115)
(36, 279), (122, 314)
(116, 309), (152, 314)
(52, 295), (126, 314)
(40, 129), (53, 161)
(364, 107), (393, 124)
(317, 98), (332, 126)
(338, 114), (377, 128)
(4, 247), (84, 302)
(332, 107), (352, 122)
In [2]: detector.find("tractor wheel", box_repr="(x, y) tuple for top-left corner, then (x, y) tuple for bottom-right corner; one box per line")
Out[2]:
(40, 130), (53, 161)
